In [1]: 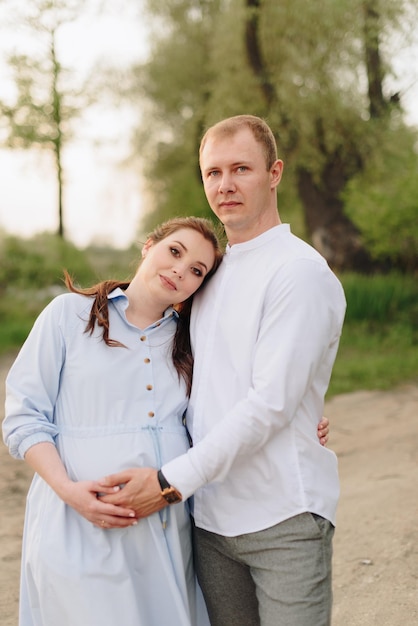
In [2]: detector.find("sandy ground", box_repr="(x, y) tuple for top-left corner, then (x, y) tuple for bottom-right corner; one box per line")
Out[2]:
(1, 350), (417, 625)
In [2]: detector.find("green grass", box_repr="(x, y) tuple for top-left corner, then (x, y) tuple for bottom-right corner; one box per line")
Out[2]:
(342, 272), (418, 325)
(327, 321), (418, 397)
(326, 271), (418, 396)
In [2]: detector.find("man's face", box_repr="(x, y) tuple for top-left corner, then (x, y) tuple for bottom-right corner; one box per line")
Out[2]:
(199, 127), (283, 243)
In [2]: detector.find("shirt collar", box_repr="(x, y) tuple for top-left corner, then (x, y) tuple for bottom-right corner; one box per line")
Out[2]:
(108, 287), (179, 324)
(225, 224), (290, 255)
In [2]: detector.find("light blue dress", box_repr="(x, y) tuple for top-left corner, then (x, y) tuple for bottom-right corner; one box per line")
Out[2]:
(3, 289), (209, 626)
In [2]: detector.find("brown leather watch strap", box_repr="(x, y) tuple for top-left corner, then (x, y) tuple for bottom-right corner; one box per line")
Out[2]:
(157, 470), (182, 504)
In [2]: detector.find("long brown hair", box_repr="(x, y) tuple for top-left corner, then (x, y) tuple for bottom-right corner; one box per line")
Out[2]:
(65, 217), (224, 395)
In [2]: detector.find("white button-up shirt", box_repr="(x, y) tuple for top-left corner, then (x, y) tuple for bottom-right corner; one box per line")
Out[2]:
(163, 224), (346, 536)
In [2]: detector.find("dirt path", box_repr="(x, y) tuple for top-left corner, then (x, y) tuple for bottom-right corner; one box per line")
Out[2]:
(0, 353), (34, 626)
(1, 352), (417, 625)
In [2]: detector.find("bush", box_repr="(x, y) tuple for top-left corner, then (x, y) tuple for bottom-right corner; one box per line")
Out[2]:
(327, 272), (418, 396)
(342, 272), (418, 328)
(0, 233), (140, 353)
(0, 232), (96, 291)
(344, 127), (418, 271)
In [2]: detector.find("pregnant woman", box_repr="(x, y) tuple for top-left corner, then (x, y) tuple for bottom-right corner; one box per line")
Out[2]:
(3, 217), (223, 626)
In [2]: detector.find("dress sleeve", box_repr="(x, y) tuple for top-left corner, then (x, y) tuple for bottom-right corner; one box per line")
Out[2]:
(2, 297), (66, 459)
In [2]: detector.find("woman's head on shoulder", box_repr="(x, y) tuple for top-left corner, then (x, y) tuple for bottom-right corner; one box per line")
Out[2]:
(145, 216), (224, 286)
(140, 216), (224, 395)
(63, 216), (223, 395)
(128, 216), (224, 317)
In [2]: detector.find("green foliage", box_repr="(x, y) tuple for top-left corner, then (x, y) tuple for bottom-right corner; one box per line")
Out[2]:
(84, 244), (140, 283)
(0, 232), (96, 291)
(128, 0), (418, 270)
(0, 294), (45, 350)
(343, 125), (418, 269)
(342, 272), (418, 325)
(0, 232), (95, 352)
(0, 0), (85, 149)
(0, 233), (140, 353)
(329, 321), (418, 396)
(327, 271), (418, 396)
(129, 0), (226, 230)
(140, 169), (213, 234)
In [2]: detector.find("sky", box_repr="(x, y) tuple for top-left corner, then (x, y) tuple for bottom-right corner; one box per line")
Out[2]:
(0, 3), (417, 249)
(0, 2), (149, 249)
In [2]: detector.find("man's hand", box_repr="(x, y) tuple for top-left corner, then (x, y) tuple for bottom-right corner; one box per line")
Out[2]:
(318, 416), (329, 446)
(98, 468), (167, 525)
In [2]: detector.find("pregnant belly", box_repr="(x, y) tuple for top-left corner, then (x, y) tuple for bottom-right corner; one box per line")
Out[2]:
(56, 429), (190, 481)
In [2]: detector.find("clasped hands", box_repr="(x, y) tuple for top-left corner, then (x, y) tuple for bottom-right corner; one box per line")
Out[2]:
(96, 467), (166, 529)
(93, 418), (329, 530)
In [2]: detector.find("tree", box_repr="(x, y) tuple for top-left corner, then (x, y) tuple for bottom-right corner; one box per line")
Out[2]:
(129, 0), (418, 271)
(0, 0), (91, 239)
(128, 0), (223, 235)
(241, 0), (367, 270)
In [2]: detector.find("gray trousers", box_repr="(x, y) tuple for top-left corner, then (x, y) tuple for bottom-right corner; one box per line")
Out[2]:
(193, 512), (334, 626)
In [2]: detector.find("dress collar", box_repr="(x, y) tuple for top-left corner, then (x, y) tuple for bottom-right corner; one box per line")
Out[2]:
(108, 288), (179, 325)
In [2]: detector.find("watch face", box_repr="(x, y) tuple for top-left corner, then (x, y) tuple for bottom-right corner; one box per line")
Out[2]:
(162, 487), (182, 504)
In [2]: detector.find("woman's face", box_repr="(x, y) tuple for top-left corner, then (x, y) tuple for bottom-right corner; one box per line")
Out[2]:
(139, 227), (216, 307)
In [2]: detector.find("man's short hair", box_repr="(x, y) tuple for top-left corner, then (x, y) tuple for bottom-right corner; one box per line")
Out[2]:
(199, 115), (278, 170)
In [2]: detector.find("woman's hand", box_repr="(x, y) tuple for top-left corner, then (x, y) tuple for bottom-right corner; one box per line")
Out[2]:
(24, 442), (137, 529)
(318, 416), (329, 446)
(59, 479), (138, 528)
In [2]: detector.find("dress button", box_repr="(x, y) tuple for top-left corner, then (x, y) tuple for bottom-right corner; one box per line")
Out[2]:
(144, 358), (150, 363)
(140, 335), (146, 342)
(146, 384), (153, 390)
(148, 411), (155, 418)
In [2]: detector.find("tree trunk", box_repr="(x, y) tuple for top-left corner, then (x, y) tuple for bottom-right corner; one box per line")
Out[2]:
(55, 142), (64, 239)
(51, 33), (65, 239)
(244, 0), (373, 271)
(296, 164), (374, 272)
(245, 0), (276, 109)
(363, 0), (388, 119)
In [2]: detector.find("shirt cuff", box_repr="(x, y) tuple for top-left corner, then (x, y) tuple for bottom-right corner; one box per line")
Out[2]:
(17, 433), (56, 460)
(162, 450), (205, 501)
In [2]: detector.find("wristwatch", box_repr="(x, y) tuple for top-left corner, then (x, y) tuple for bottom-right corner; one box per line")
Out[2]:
(157, 470), (182, 504)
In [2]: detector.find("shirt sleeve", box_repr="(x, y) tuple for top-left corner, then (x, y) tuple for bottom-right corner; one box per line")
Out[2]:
(2, 297), (66, 459)
(163, 258), (346, 498)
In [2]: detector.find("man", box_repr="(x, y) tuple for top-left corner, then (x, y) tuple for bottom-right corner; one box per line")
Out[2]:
(101, 115), (346, 625)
